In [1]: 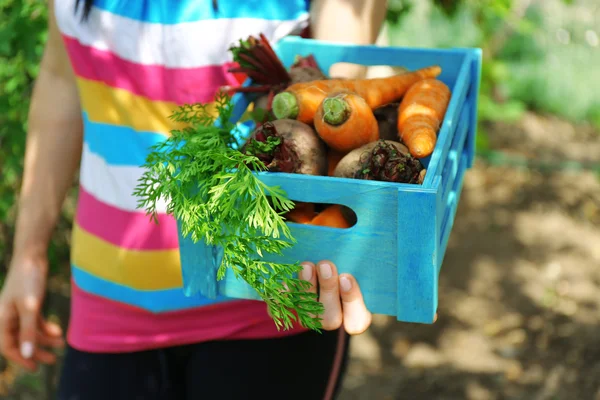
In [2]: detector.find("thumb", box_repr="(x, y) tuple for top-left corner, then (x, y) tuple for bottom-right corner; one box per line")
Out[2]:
(17, 295), (41, 359)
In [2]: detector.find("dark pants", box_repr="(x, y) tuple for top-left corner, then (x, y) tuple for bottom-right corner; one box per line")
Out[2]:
(57, 328), (350, 400)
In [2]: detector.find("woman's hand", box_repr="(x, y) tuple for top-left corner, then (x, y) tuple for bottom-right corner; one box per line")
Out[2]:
(300, 260), (372, 335)
(0, 255), (64, 372)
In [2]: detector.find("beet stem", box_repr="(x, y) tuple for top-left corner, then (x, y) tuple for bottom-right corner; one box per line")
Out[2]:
(258, 33), (292, 80)
(247, 45), (281, 79)
(237, 53), (278, 81)
(225, 85), (273, 93)
(254, 44), (290, 83)
(227, 66), (274, 83)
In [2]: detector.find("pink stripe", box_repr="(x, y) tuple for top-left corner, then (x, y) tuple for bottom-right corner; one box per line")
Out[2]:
(67, 279), (306, 353)
(62, 34), (240, 105)
(75, 185), (179, 250)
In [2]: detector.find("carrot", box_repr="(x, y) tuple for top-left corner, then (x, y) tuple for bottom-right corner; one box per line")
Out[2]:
(397, 78), (451, 159)
(284, 202), (315, 224)
(272, 85), (328, 125)
(309, 204), (352, 228)
(418, 169), (427, 184)
(271, 65), (442, 124)
(313, 91), (379, 153)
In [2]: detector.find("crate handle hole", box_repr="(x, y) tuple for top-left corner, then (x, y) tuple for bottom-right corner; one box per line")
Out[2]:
(284, 201), (357, 229)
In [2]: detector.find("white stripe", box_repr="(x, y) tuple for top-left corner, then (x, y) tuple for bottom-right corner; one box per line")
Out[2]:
(55, 0), (309, 68)
(80, 143), (169, 214)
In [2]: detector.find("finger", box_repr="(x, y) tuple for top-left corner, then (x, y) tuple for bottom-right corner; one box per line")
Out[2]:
(33, 347), (58, 365)
(38, 316), (63, 338)
(0, 305), (36, 371)
(299, 262), (317, 294)
(266, 263), (315, 320)
(17, 296), (41, 360)
(37, 316), (65, 348)
(2, 347), (38, 372)
(316, 260), (342, 331)
(298, 261), (319, 321)
(339, 274), (372, 335)
(0, 326), (39, 371)
(37, 331), (65, 349)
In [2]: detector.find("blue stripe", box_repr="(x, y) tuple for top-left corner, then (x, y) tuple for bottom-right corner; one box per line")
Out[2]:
(72, 266), (233, 313)
(92, 0), (310, 25)
(83, 112), (165, 166)
(83, 111), (256, 167)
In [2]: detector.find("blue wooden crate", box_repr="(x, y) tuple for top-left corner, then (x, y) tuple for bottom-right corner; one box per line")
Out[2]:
(177, 36), (482, 324)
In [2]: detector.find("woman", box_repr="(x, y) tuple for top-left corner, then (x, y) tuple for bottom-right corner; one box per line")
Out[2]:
(0, 0), (387, 399)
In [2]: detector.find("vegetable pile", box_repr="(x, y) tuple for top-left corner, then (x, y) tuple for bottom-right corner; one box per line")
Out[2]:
(134, 34), (452, 331)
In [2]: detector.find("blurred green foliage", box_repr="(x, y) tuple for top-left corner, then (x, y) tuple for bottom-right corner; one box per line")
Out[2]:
(386, 0), (600, 152)
(0, 0), (48, 277)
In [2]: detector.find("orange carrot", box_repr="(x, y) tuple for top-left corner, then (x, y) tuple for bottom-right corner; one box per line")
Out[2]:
(309, 204), (352, 228)
(397, 78), (451, 159)
(284, 202), (315, 224)
(272, 65), (442, 124)
(272, 85), (328, 125)
(313, 91), (379, 153)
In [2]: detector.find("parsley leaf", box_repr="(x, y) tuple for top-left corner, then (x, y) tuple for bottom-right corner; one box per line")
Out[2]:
(133, 92), (324, 331)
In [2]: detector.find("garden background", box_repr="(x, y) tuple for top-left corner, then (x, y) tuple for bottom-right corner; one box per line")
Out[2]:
(1, 0), (599, 398)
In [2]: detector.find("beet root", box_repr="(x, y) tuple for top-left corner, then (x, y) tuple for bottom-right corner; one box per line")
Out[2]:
(289, 67), (328, 84)
(333, 140), (407, 178)
(333, 140), (423, 184)
(242, 119), (327, 176)
(289, 54), (328, 83)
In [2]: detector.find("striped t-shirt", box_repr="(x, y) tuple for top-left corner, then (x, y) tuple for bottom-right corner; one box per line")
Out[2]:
(54, 0), (311, 352)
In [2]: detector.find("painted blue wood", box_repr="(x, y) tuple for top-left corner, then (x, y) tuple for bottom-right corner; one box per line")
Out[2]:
(440, 105), (471, 212)
(175, 37), (482, 324)
(423, 48), (472, 186)
(433, 104), (470, 264)
(395, 187), (438, 323)
(439, 154), (469, 270)
(466, 50), (483, 168)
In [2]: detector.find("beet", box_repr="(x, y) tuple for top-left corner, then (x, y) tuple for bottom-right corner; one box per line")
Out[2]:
(333, 140), (424, 184)
(289, 54), (328, 83)
(242, 119), (327, 176)
(289, 67), (328, 84)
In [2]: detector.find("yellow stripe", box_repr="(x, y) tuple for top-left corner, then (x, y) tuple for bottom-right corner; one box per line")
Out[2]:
(77, 77), (216, 134)
(77, 77), (257, 137)
(71, 223), (183, 290)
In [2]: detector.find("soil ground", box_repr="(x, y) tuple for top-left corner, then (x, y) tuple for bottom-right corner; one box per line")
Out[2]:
(338, 112), (600, 400)
(1, 111), (599, 399)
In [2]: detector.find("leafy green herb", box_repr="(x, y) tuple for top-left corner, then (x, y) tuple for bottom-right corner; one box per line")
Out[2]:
(243, 134), (281, 155)
(132, 92), (324, 331)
